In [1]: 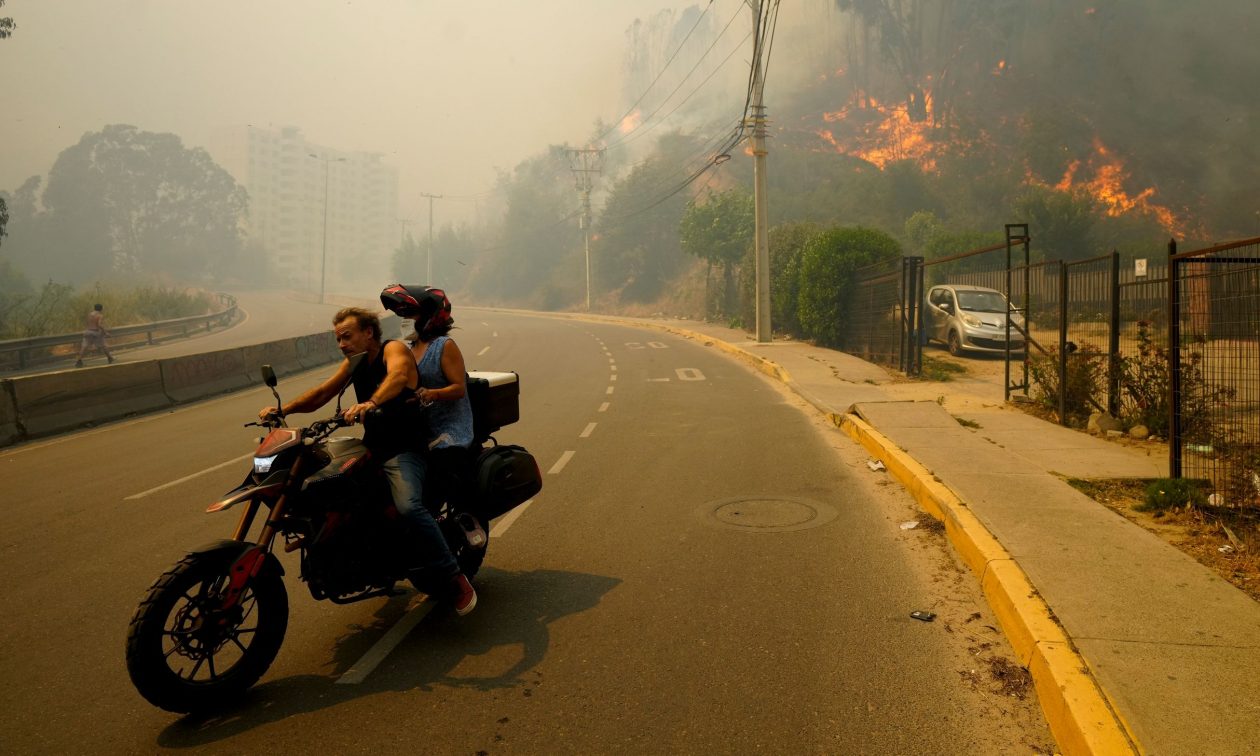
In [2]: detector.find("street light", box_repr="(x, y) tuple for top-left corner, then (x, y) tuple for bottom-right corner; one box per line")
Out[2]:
(309, 152), (346, 304)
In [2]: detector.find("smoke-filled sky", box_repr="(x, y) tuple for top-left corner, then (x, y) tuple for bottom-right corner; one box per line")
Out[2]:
(0, 0), (730, 219)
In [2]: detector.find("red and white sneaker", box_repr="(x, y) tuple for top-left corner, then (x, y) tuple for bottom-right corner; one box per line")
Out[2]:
(451, 574), (477, 616)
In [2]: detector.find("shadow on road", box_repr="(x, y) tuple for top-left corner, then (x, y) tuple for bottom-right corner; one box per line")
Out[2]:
(153, 567), (621, 749)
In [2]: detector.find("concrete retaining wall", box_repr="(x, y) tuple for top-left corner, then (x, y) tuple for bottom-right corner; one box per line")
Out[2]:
(159, 347), (253, 403)
(0, 314), (401, 447)
(12, 361), (172, 438)
(0, 380), (20, 446)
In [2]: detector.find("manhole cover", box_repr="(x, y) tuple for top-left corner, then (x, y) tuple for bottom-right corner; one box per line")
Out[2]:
(702, 497), (837, 533)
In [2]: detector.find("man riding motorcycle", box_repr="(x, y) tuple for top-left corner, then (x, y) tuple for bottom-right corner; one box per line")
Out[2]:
(257, 306), (476, 615)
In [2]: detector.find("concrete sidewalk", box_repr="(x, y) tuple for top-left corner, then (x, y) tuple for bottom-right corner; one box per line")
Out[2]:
(634, 317), (1260, 755)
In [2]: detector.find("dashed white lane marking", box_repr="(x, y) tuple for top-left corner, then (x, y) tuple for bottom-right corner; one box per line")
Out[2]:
(548, 450), (576, 475)
(490, 498), (533, 538)
(606, 386), (615, 395)
(608, 358), (614, 364)
(580, 422), (597, 438)
(493, 331), (498, 337)
(481, 322), (489, 326)
(337, 495), (537, 685)
(599, 402), (610, 412)
(125, 454), (253, 500)
(610, 374), (617, 381)
(611, 364), (617, 371)
(336, 596), (436, 684)
(477, 346), (491, 357)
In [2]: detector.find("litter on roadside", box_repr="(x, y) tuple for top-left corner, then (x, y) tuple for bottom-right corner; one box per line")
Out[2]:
(910, 610), (936, 622)
(866, 459), (886, 472)
(899, 521), (919, 530)
(1219, 545), (1235, 554)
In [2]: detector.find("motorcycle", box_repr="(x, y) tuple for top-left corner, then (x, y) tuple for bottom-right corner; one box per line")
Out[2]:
(125, 359), (541, 713)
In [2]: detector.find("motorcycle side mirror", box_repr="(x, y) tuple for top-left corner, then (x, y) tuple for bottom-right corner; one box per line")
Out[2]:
(335, 352), (368, 415)
(261, 364), (284, 420)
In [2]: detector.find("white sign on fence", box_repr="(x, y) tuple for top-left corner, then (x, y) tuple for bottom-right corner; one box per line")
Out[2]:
(1135, 258), (1148, 277)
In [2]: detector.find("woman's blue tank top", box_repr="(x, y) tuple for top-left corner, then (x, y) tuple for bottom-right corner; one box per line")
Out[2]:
(417, 335), (474, 449)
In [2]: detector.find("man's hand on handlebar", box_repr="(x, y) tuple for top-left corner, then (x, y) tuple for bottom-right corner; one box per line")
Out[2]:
(258, 406), (282, 422)
(343, 400), (377, 425)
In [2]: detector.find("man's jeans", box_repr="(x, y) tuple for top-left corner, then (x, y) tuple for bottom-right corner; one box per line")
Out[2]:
(380, 451), (459, 580)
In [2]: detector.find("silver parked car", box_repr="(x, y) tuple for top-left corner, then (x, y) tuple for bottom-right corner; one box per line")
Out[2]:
(925, 284), (1026, 356)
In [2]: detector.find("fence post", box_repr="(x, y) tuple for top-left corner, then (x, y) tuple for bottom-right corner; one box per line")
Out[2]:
(1167, 238), (1182, 478)
(1058, 261), (1068, 426)
(1108, 250), (1121, 416)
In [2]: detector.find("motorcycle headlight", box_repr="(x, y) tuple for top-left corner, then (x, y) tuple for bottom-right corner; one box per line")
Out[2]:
(254, 454), (278, 474)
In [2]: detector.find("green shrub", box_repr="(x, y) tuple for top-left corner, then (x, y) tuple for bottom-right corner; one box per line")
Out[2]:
(797, 226), (901, 347)
(1140, 478), (1208, 512)
(1117, 320), (1234, 441)
(738, 221), (819, 337)
(1027, 343), (1106, 426)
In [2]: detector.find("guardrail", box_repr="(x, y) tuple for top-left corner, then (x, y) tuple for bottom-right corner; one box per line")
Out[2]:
(0, 313), (402, 447)
(0, 293), (239, 371)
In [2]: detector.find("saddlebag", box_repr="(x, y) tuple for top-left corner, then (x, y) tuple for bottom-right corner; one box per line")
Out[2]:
(474, 443), (542, 521)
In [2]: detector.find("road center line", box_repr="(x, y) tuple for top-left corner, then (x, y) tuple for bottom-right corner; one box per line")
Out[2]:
(598, 402), (610, 412)
(125, 454), (254, 500)
(606, 386), (615, 395)
(610, 374), (617, 381)
(548, 450), (575, 475)
(336, 595), (436, 685)
(477, 346), (491, 356)
(580, 422), (597, 438)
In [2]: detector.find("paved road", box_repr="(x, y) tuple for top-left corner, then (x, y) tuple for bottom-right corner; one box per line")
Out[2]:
(0, 311), (1052, 754)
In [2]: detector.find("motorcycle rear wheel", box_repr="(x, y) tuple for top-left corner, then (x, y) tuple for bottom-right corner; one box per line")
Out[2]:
(125, 551), (288, 713)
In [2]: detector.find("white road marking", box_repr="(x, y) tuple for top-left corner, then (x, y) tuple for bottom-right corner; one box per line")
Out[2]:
(481, 321), (489, 326)
(548, 450), (576, 474)
(492, 331), (498, 337)
(490, 498), (533, 538)
(598, 402), (610, 412)
(606, 386), (615, 395)
(610, 374), (617, 381)
(676, 368), (706, 381)
(580, 422), (597, 438)
(648, 341), (668, 349)
(339, 495), (537, 685)
(648, 378), (670, 382)
(610, 364), (617, 371)
(336, 595), (437, 685)
(125, 454), (254, 500)
(477, 346), (491, 356)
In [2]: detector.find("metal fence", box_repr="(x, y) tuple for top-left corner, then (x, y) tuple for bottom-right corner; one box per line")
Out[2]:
(845, 256), (922, 374)
(1170, 238), (1260, 507)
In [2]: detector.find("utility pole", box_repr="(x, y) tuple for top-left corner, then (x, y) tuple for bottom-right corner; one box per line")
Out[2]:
(747, 0), (772, 343)
(419, 193), (442, 284)
(567, 148), (604, 310)
(310, 152), (346, 304)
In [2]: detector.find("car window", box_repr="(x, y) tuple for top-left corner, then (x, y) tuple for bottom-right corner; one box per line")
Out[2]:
(956, 290), (1007, 312)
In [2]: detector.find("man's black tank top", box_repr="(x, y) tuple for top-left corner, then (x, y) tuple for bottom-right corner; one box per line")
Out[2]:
(351, 340), (421, 456)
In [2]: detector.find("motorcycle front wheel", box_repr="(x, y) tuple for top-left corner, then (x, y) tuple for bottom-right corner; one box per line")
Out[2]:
(125, 551), (288, 713)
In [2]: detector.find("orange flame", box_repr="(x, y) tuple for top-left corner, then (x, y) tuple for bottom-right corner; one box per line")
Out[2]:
(618, 110), (642, 134)
(1037, 139), (1182, 235)
(817, 90), (939, 170)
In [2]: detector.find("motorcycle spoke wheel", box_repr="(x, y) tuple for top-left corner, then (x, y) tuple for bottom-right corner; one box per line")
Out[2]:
(126, 551), (288, 713)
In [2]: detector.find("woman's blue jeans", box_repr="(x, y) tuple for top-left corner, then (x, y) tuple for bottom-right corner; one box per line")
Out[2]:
(380, 451), (459, 580)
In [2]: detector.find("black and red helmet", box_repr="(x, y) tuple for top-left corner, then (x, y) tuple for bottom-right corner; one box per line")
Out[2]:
(380, 284), (452, 332)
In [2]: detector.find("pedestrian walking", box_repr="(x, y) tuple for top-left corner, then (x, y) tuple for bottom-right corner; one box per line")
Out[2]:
(75, 303), (115, 367)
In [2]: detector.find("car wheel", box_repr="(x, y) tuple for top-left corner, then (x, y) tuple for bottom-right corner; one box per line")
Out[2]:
(947, 330), (963, 356)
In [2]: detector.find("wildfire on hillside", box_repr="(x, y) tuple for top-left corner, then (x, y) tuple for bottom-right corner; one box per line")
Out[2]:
(813, 89), (942, 170)
(1035, 138), (1184, 235)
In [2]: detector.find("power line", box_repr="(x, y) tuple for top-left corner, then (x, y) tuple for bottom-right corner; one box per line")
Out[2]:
(605, 1), (749, 148)
(608, 28), (754, 151)
(596, 0), (718, 144)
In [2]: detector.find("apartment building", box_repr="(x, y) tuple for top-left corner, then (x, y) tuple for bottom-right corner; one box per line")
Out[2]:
(210, 126), (398, 290)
